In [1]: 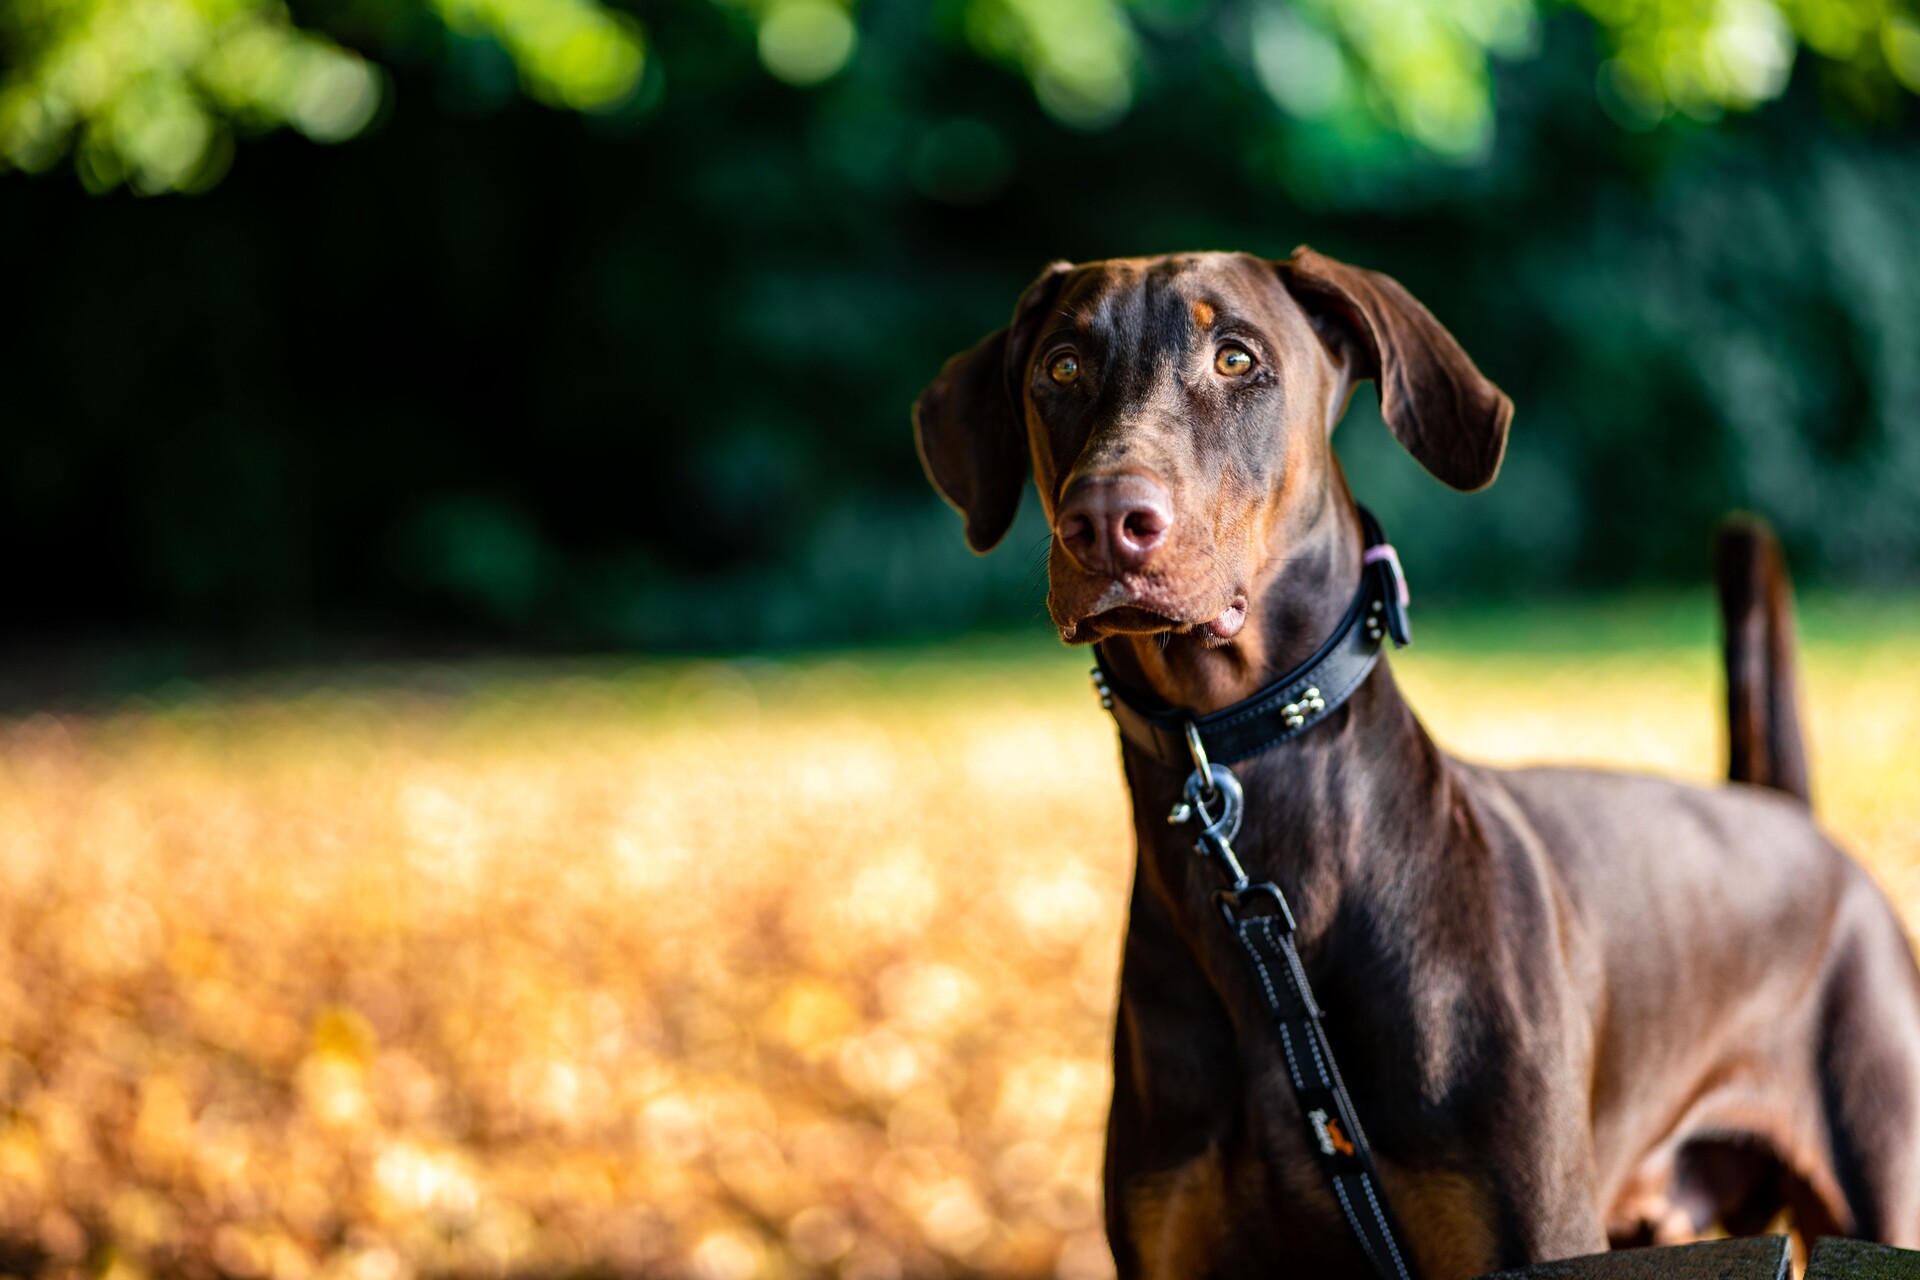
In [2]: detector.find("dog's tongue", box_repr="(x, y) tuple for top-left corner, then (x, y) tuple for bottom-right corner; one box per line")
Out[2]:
(1204, 597), (1247, 640)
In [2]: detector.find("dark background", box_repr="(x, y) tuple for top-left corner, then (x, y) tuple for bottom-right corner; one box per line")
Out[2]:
(6, 0), (1920, 665)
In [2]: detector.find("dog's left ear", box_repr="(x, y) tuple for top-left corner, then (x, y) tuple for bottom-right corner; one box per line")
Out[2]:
(914, 261), (1073, 553)
(1278, 246), (1512, 492)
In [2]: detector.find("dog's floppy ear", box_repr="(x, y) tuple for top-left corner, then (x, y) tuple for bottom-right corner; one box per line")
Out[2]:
(914, 261), (1073, 552)
(1278, 246), (1512, 492)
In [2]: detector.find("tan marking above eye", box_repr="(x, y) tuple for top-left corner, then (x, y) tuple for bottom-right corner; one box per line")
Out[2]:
(1048, 352), (1081, 384)
(1214, 344), (1254, 376)
(1192, 300), (1215, 328)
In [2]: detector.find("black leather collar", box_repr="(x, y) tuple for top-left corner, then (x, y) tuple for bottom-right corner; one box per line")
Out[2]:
(1092, 507), (1411, 771)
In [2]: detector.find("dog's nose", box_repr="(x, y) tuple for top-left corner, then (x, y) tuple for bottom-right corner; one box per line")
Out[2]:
(1056, 475), (1174, 575)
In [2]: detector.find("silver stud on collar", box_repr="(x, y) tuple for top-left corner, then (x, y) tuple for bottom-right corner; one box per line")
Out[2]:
(1090, 666), (1114, 710)
(1281, 686), (1326, 729)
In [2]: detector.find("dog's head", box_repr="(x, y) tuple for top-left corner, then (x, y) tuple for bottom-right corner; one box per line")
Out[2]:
(914, 249), (1511, 648)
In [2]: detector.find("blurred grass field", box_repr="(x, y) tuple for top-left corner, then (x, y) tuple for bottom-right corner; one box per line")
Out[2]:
(3, 597), (1919, 1280)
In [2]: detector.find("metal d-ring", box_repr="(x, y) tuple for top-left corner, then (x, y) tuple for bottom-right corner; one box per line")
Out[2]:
(1184, 722), (1212, 781)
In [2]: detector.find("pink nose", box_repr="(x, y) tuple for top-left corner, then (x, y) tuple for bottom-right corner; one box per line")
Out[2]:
(1056, 474), (1174, 575)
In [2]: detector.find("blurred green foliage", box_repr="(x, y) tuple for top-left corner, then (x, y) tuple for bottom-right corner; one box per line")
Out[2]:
(2, 0), (1918, 653)
(9, 0), (1920, 192)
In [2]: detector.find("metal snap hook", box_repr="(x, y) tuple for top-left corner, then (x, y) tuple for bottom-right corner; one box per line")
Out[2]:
(1185, 763), (1243, 848)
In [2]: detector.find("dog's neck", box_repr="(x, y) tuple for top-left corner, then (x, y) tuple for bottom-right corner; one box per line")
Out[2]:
(1099, 490), (1449, 942)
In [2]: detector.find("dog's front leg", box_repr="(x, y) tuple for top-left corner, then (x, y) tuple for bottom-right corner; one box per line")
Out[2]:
(1385, 1063), (1609, 1279)
(1386, 1157), (1602, 1279)
(1104, 891), (1247, 1280)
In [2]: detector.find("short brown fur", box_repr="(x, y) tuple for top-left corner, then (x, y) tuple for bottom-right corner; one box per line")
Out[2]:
(1127, 1150), (1230, 1279)
(914, 248), (1920, 1278)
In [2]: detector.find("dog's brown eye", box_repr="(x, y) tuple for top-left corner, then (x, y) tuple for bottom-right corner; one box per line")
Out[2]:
(1048, 352), (1080, 384)
(1215, 344), (1254, 377)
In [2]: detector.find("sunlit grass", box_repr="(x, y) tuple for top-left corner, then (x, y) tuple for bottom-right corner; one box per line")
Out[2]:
(2, 597), (1917, 1280)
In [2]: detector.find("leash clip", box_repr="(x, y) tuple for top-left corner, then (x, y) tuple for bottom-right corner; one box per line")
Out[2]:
(1179, 759), (1249, 889)
(1173, 723), (1251, 885)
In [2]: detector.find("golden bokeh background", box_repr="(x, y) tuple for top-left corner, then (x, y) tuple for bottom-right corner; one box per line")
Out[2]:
(3, 603), (1917, 1280)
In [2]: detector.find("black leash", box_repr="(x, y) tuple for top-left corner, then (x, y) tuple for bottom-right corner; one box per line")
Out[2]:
(1092, 507), (1420, 1280)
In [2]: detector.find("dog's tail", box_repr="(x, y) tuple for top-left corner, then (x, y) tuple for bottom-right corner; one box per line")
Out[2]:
(1714, 514), (1812, 805)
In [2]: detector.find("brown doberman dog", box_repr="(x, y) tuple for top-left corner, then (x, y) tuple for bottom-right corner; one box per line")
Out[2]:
(912, 249), (1920, 1279)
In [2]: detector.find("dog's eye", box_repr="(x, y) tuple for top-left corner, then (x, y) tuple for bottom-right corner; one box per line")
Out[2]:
(1048, 352), (1080, 385)
(1215, 344), (1255, 377)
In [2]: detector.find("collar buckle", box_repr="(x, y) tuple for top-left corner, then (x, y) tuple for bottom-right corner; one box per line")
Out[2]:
(1363, 542), (1413, 647)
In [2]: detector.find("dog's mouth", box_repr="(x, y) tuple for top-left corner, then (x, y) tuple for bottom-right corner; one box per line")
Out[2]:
(1078, 604), (1178, 636)
(1056, 590), (1249, 646)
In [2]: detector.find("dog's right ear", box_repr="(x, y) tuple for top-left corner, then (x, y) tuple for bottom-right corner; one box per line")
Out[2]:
(913, 261), (1073, 553)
